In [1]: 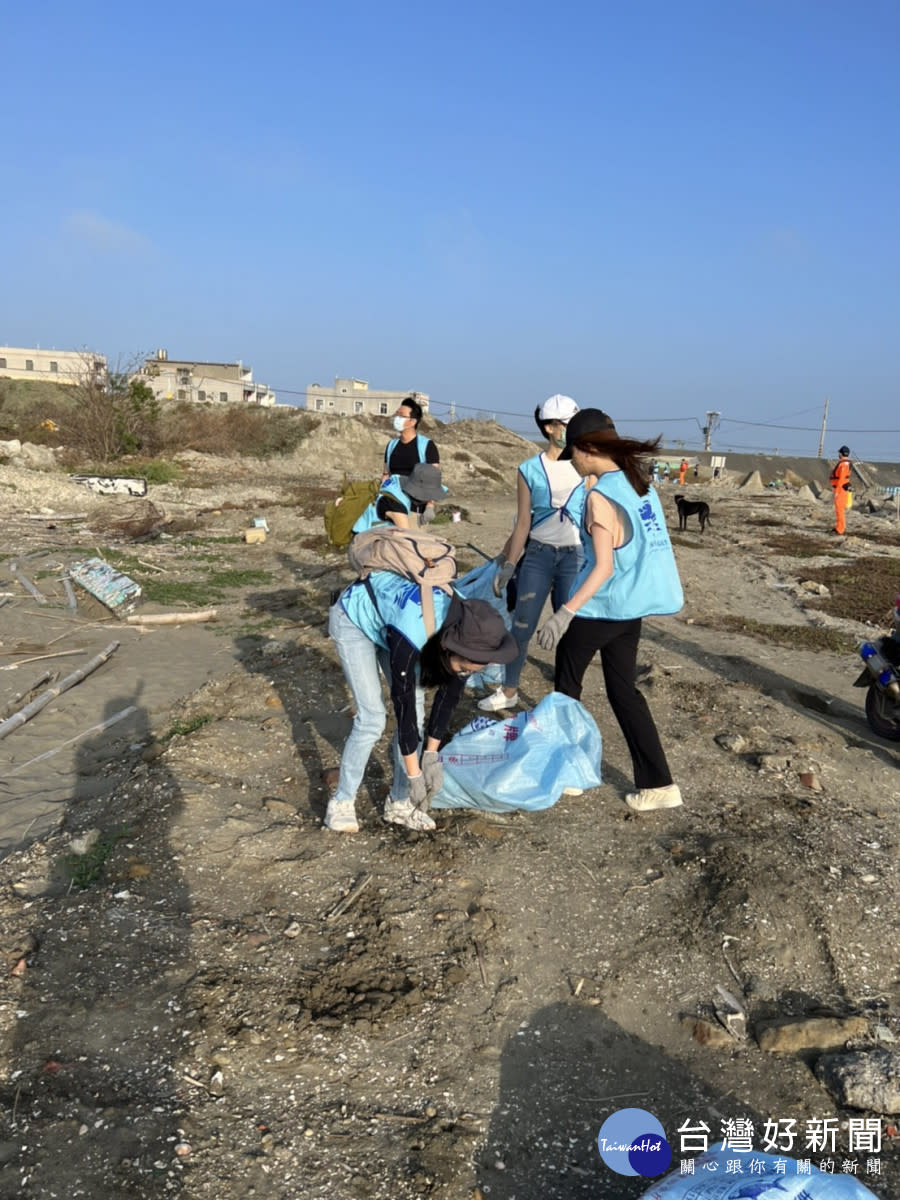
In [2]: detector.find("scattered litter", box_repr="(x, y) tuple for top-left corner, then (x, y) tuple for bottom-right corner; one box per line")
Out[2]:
(244, 527), (267, 544)
(68, 558), (142, 615)
(252, 516), (270, 531)
(71, 474), (148, 497)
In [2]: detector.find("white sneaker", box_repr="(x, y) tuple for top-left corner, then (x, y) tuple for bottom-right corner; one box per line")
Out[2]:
(383, 798), (436, 832)
(562, 787), (584, 796)
(625, 784), (683, 812)
(477, 687), (519, 712)
(324, 796), (359, 833)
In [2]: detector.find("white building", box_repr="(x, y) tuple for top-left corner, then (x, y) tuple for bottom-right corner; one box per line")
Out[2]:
(0, 346), (106, 385)
(138, 350), (276, 406)
(306, 377), (428, 417)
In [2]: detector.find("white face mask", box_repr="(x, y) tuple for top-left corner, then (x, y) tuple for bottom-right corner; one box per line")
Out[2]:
(392, 415), (408, 433)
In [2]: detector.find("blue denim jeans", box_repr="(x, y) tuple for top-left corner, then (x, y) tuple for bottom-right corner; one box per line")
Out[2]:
(328, 603), (424, 803)
(506, 539), (583, 690)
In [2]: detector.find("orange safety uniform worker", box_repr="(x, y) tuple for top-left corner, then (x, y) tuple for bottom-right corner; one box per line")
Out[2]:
(829, 445), (852, 535)
(678, 458), (688, 486)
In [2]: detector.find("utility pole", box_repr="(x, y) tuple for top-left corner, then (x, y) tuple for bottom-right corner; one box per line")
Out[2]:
(702, 411), (720, 452)
(817, 397), (828, 458)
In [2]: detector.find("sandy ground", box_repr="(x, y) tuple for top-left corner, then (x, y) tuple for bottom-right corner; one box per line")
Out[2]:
(1, 427), (899, 1199)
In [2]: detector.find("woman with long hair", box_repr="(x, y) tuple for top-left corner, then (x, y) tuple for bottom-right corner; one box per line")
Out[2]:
(478, 394), (588, 712)
(536, 409), (684, 811)
(327, 584), (517, 832)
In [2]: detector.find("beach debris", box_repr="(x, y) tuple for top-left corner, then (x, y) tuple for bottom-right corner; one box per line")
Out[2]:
(71, 474), (148, 497)
(8, 564), (46, 605)
(5, 704), (137, 777)
(0, 642), (121, 740)
(244, 527), (267, 544)
(68, 558), (142, 614)
(713, 984), (748, 1040)
(325, 873), (373, 922)
(124, 609), (217, 626)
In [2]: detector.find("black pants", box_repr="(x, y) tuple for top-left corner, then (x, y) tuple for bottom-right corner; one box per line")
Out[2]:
(554, 615), (672, 791)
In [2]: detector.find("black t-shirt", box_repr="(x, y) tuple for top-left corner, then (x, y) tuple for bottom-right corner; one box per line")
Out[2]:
(375, 493), (408, 521)
(385, 436), (440, 477)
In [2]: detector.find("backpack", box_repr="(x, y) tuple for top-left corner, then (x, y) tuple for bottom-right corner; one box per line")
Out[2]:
(324, 479), (381, 548)
(347, 528), (458, 637)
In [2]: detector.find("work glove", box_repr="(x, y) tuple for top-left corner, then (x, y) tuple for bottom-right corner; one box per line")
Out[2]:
(537, 605), (575, 652)
(492, 557), (516, 598)
(407, 772), (428, 810)
(421, 750), (443, 800)
(418, 505), (436, 525)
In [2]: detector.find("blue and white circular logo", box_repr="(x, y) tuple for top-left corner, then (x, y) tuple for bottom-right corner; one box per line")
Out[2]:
(597, 1107), (673, 1177)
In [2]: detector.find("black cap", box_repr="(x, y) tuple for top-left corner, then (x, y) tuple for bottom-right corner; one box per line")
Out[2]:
(838, 445), (850, 457)
(559, 408), (617, 460)
(440, 599), (518, 664)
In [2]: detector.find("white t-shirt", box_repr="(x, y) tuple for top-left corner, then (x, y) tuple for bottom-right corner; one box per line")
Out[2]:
(530, 454), (583, 548)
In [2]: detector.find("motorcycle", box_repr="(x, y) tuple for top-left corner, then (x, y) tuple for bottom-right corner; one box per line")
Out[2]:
(853, 596), (900, 741)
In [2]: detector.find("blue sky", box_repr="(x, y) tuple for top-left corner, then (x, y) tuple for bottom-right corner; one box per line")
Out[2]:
(3, 0), (898, 460)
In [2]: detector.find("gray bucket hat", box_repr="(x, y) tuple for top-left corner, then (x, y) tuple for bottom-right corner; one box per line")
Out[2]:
(441, 598), (518, 664)
(400, 462), (448, 502)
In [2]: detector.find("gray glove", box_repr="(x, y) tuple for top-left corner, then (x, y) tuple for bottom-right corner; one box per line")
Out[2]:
(537, 605), (575, 651)
(421, 750), (443, 799)
(418, 505), (436, 525)
(407, 773), (428, 810)
(492, 557), (516, 598)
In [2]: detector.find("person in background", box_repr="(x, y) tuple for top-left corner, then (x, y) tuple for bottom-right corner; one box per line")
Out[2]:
(537, 409), (684, 812)
(478, 394), (588, 713)
(326, 588), (517, 833)
(829, 445), (852, 536)
(383, 396), (440, 524)
(352, 463), (447, 536)
(678, 458), (688, 486)
(661, 463), (670, 483)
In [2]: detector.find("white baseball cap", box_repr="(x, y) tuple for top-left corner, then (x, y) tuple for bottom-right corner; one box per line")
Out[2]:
(538, 394), (579, 423)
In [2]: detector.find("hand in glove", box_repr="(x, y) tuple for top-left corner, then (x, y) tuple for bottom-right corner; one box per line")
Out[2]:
(421, 750), (443, 799)
(407, 773), (428, 810)
(536, 605), (575, 651)
(418, 505), (436, 525)
(492, 557), (516, 598)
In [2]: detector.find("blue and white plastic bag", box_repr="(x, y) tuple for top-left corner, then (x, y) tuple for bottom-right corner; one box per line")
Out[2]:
(639, 1144), (881, 1199)
(431, 693), (602, 813)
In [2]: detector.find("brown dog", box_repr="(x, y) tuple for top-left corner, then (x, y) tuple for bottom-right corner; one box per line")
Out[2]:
(675, 494), (710, 532)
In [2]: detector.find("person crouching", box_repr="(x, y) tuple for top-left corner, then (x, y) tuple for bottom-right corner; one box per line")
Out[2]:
(326, 586), (518, 832)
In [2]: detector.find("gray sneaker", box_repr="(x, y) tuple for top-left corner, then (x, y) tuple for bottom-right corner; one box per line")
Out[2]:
(383, 797), (436, 831)
(625, 784), (683, 812)
(477, 687), (519, 712)
(324, 797), (359, 833)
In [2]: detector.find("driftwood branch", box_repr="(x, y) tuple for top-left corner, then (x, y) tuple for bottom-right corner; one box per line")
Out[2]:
(11, 569), (46, 605)
(5, 705), (137, 778)
(0, 649), (85, 671)
(0, 671), (54, 720)
(124, 609), (218, 626)
(0, 642), (120, 739)
(325, 873), (373, 923)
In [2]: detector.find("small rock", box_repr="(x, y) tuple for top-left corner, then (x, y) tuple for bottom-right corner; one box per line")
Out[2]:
(799, 771), (823, 791)
(69, 828), (101, 855)
(715, 733), (747, 754)
(681, 1015), (735, 1049)
(816, 1049), (900, 1113)
(283, 921), (301, 939)
(757, 754), (791, 772)
(263, 798), (297, 818)
(757, 1015), (868, 1053)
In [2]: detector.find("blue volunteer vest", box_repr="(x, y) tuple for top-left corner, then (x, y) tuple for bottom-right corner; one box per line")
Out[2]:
(572, 471), (683, 620)
(339, 570), (455, 651)
(385, 433), (431, 468)
(518, 454), (585, 531)
(351, 475), (411, 535)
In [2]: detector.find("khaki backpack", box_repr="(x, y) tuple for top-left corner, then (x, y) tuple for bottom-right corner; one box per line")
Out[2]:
(323, 479), (382, 549)
(347, 528), (458, 637)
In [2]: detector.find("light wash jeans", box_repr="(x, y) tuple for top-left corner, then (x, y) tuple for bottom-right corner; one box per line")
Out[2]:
(505, 539), (583, 690)
(328, 603), (424, 804)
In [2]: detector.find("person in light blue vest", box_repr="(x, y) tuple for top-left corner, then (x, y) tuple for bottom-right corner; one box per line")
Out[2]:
(326, 583), (517, 834)
(536, 408), (685, 812)
(352, 463), (447, 536)
(478, 394), (588, 714)
(382, 396), (441, 524)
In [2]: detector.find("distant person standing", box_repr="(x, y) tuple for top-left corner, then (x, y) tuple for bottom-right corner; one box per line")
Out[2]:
(661, 463), (670, 483)
(678, 458), (688, 486)
(383, 397), (440, 524)
(829, 445), (852, 536)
